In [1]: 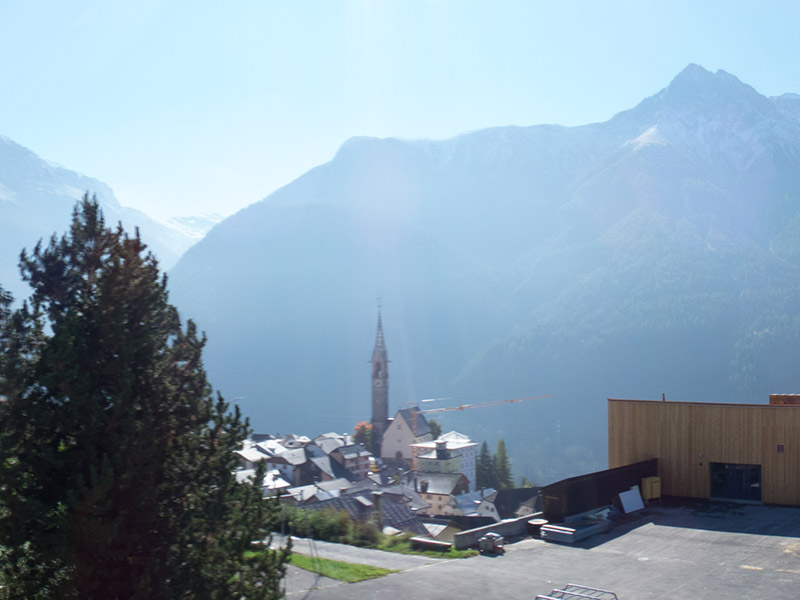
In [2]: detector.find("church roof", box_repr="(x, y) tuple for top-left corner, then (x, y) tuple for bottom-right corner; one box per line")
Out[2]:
(371, 309), (388, 361)
(396, 408), (431, 438)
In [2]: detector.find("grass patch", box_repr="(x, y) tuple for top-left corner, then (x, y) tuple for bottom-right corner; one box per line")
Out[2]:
(289, 554), (397, 583)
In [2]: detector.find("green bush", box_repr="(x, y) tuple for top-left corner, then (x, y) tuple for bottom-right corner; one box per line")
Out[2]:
(279, 505), (381, 546)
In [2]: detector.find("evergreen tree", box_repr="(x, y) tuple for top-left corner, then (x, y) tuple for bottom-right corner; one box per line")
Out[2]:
(476, 441), (494, 490)
(493, 439), (514, 489)
(0, 196), (289, 599)
(427, 418), (442, 440)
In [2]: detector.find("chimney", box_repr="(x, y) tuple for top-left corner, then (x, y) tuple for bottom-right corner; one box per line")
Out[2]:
(436, 440), (449, 460)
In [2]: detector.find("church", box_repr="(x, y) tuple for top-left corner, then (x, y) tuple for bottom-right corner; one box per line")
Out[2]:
(369, 310), (433, 460)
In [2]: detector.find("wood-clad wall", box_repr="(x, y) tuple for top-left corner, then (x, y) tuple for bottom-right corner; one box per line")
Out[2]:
(608, 399), (800, 505)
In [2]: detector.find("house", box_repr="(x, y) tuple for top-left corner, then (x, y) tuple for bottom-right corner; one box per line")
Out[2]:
(420, 519), (463, 543)
(284, 478), (354, 505)
(476, 487), (541, 522)
(453, 488), (495, 516)
(412, 431), (478, 490)
(313, 432), (351, 455)
(308, 453), (357, 483)
(330, 443), (374, 480)
(343, 477), (430, 514)
(609, 395), (800, 505)
(381, 408), (433, 461)
(401, 471), (470, 516)
(234, 467), (292, 497)
(235, 439), (272, 469)
(305, 490), (428, 536)
(265, 447), (307, 485)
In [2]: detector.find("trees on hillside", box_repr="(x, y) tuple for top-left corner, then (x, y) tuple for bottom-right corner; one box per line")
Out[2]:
(0, 196), (289, 599)
(476, 439), (514, 490)
(493, 439), (514, 489)
(476, 441), (493, 489)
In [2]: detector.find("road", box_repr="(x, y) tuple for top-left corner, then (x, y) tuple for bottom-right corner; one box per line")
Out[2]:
(276, 501), (800, 599)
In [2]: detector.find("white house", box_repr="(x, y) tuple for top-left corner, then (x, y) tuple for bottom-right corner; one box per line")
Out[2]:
(411, 431), (478, 490)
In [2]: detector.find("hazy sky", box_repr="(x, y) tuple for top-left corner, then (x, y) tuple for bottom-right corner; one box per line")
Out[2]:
(2, 1), (799, 221)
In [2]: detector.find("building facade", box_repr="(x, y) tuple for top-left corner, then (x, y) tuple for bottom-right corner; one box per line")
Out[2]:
(412, 431), (478, 490)
(381, 408), (433, 460)
(609, 395), (800, 505)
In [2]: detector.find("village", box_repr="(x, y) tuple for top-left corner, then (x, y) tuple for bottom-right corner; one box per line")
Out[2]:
(234, 312), (541, 545)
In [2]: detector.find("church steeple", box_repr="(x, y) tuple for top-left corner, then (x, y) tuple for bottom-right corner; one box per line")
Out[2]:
(371, 302), (389, 452)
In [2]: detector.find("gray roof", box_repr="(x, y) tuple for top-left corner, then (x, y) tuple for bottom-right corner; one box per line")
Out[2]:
(454, 488), (496, 515)
(310, 455), (359, 482)
(278, 448), (307, 466)
(396, 408), (431, 438)
(287, 478), (353, 504)
(344, 479), (429, 512)
(487, 487), (542, 519)
(315, 437), (346, 455)
(308, 491), (428, 536)
(403, 472), (468, 496)
(334, 443), (372, 460)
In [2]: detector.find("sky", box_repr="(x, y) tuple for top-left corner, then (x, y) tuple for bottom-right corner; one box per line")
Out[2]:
(2, 0), (800, 221)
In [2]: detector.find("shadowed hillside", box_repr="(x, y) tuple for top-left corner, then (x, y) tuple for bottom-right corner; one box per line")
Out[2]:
(169, 65), (800, 483)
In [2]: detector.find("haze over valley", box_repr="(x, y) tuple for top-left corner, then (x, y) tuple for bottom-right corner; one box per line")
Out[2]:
(5, 64), (800, 483)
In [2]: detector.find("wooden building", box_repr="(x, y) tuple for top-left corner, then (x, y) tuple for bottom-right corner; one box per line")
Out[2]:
(609, 396), (800, 505)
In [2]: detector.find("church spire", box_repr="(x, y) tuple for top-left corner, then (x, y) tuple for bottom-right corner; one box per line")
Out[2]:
(372, 300), (387, 362)
(371, 299), (389, 454)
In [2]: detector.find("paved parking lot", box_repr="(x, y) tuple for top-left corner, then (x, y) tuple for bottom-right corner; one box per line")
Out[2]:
(281, 500), (800, 599)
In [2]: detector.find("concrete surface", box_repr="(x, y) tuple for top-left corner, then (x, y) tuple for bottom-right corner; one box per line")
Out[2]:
(278, 499), (800, 599)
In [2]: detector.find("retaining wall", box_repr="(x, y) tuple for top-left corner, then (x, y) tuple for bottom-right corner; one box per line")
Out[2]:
(452, 512), (544, 550)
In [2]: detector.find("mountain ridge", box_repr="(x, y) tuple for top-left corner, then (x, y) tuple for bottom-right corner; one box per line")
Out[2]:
(0, 135), (204, 300)
(166, 65), (800, 481)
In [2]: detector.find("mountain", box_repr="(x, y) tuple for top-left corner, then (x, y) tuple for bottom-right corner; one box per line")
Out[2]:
(0, 135), (199, 301)
(168, 65), (800, 484)
(167, 213), (225, 241)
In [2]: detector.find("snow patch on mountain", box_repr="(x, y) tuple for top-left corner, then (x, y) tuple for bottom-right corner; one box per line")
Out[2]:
(626, 125), (669, 150)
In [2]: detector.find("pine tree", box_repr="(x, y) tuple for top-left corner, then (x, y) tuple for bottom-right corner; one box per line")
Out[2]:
(476, 441), (494, 490)
(0, 196), (289, 599)
(427, 418), (442, 440)
(493, 439), (514, 489)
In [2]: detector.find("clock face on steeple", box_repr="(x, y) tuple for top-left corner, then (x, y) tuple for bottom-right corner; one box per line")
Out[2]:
(374, 379), (383, 388)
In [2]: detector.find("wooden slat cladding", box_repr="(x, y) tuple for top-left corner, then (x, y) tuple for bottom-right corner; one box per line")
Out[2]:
(608, 398), (800, 505)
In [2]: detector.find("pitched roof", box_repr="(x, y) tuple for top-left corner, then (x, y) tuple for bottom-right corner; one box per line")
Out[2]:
(454, 488), (496, 515)
(403, 472), (467, 496)
(310, 455), (359, 482)
(279, 448), (307, 466)
(395, 408), (431, 438)
(315, 436), (346, 455)
(334, 443), (372, 460)
(234, 468), (292, 493)
(235, 445), (269, 463)
(344, 479), (430, 512)
(287, 478), (353, 503)
(309, 491), (428, 536)
(489, 487), (542, 519)
(413, 430), (478, 452)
